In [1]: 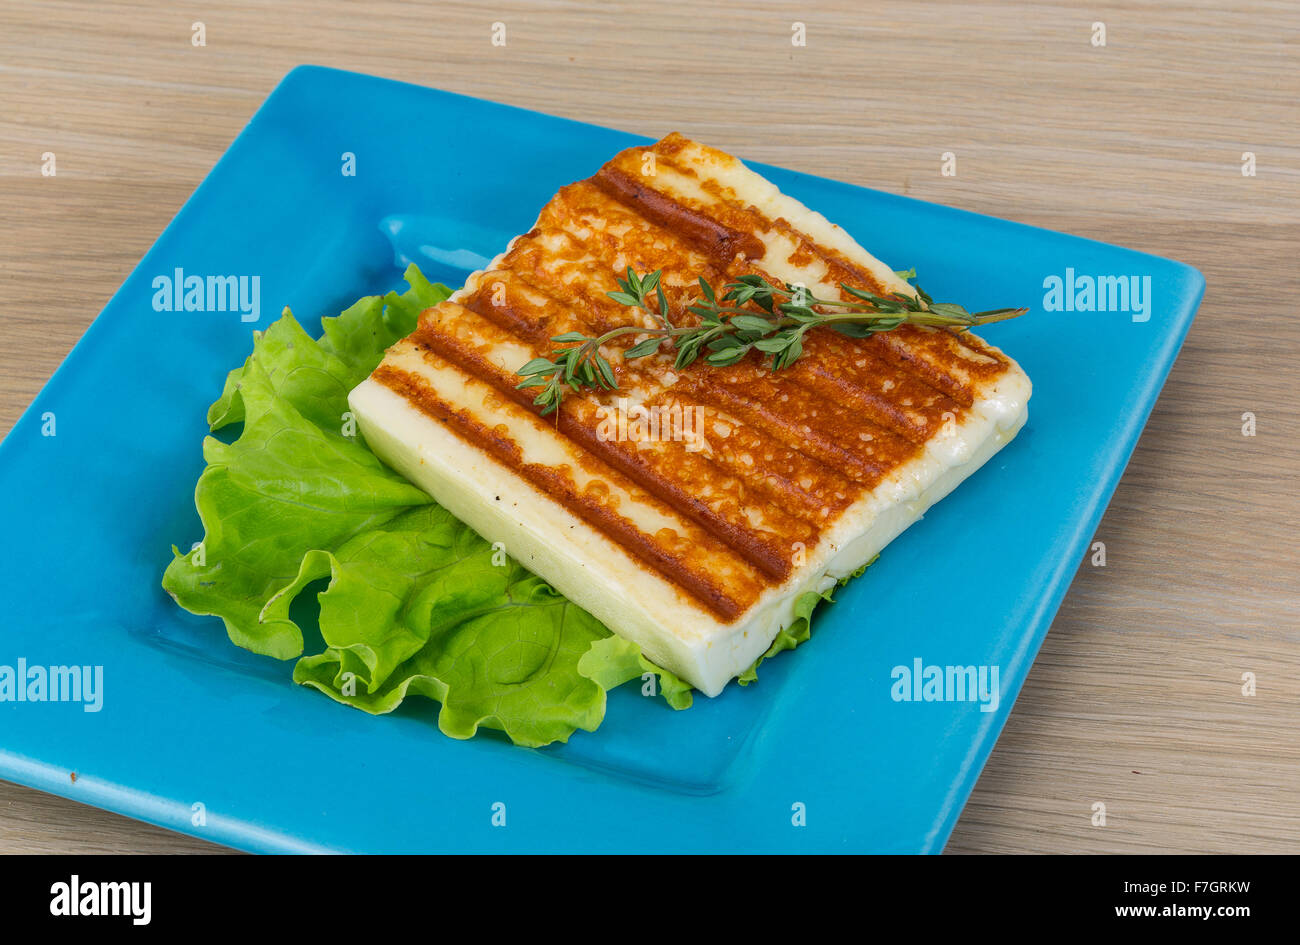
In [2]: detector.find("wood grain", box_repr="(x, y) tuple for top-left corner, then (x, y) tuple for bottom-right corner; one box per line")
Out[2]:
(1, 0), (1296, 854)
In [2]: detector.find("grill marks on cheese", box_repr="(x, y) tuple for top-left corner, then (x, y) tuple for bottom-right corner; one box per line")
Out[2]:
(374, 132), (1015, 620)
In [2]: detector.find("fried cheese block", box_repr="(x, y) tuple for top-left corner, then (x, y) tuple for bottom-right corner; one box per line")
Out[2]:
(350, 134), (1031, 696)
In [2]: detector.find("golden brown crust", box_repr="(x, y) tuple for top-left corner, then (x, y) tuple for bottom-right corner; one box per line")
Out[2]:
(369, 134), (1021, 618)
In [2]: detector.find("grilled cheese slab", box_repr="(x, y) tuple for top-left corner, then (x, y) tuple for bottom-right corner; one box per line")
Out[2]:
(350, 133), (1031, 696)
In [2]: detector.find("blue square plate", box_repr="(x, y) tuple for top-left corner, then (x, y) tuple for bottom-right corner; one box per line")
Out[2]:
(0, 66), (1203, 853)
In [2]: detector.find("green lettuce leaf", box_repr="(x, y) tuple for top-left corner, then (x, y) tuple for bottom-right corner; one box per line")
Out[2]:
(288, 506), (612, 747)
(167, 306), (435, 659)
(578, 636), (694, 710)
(737, 557), (876, 686)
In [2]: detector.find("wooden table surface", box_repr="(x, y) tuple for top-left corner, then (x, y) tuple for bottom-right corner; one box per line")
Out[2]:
(1, 0), (1296, 854)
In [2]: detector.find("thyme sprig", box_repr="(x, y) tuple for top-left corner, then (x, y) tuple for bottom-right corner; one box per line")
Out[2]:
(515, 267), (1026, 415)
